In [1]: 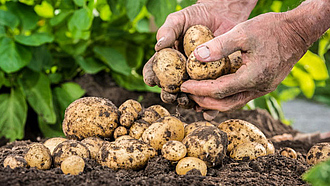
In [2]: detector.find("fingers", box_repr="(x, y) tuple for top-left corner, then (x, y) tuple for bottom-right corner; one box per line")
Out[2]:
(203, 110), (219, 121)
(143, 54), (156, 86)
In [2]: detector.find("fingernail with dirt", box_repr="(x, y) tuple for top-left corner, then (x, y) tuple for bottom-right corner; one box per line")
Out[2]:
(156, 37), (165, 47)
(196, 45), (210, 59)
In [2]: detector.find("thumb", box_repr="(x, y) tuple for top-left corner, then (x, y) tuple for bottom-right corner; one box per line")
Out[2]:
(193, 26), (245, 62)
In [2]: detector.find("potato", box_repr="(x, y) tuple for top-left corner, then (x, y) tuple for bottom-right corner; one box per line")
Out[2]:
(306, 142), (330, 165)
(119, 99), (142, 127)
(61, 155), (85, 175)
(24, 143), (52, 170)
(280, 147), (297, 159)
(115, 135), (135, 142)
(152, 48), (188, 93)
(183, 25), (214, 57)
(266, 140), (275, 155)
(62, 97), (119, 140)
(184, 121), (214, 137)
(141, 105), (170, 124)
(182, 126), (227, 167)
(160, 89), (178, 104)
(228, 51), (243, 73)
(161, 140), (187, 161)
(43, 137), (67, 155)
(218, 119), (268, 153)
(53, 140), (90, 167)
(3, 155), (27, 169)
(230, 142), (267, 160)
(129, 120), (150, 139)
(97, 138), (157, 170)
(113, 126), (128, 139)
(176, 157), (207, 176)
(142, 116), (185, 150)
(81, 137), (104, 159)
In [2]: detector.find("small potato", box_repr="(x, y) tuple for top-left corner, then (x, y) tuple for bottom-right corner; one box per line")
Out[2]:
(184, 121), (214, 137)
(142, 116), (185, 150)
(161, 141), (187, 161)
(113, 126), (128, 139)
(176, 157), (207, 176)
(218, 119), (268, 153)
(228, 51), (243, 73)
(24, 143), (52, 170)
(266, 140), (275, 155)
(182, 126), (227, 167)
(160, 89), (178, 104)
(280, 147), (297, 159)
(183, 25), (214, 57)
(141, 105), (170, 124)
(230, 142), (267, 160)
(97, 139), (157, 170)
(3, 155), (27, 169)
(53, 140), (90, 167)
(153, 48), (188, 93)
(62, 97), (119, 140)
(129, 120), (150, 139)
(119, 99), (142, 127)
(61, 155), (85, 175)
(43, 137), (67, 155)
(306, 142), (330, 165)
(81, 137), (104, 159)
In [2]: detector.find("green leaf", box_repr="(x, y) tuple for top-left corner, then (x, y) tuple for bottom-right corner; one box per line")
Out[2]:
(146, 0), (177, 27)
(93, 46), (132, 76)
(303, 159), (330, 186)
(38, 116), (64, 138)
(125, 0), (147, 21)
(179, 0), (196, 8)
(50, 10), (73, 26)
(291, 66), (315, 98)
(126, 45), (144, 69)
(28, 45), (52, 72)
(14, 32), (54, 46)
(136, 18), (150, 33)
(278, 87), (301, 102)
(60, 40), (89, 56)
(0, 71), (4, 89)
(6, 2), (39, 30)
(74, 0), (85, 6)
(34, 1), (54, 18)
(18, 70), (56, 123)
(68, 8), (93, 31)
(298, 50), (329, 81)
(0, 9), (19, 29)
(0, 25), (5, 38)
(61, 82), (85, 100)
(281, 73), (299, 87)
(0, 37), (32, 73)
(0, 88), (27, 141)
(112, 72), (161, 92)
(318, 29), (330, 58)
(75, 56), (106, 74)
(99, 4), (112, 21)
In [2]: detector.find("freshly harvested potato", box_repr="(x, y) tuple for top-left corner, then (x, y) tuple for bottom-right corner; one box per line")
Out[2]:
(218, 119), (268, 152)
(119, 99), (142, 127)
(81, 137), (104, 159)
(306, 142), (330, 165)
(115, 135), (135, 142)
(129, 120), (150, 139)
(142, 116), (185, 150)
(183, 25), (214, 57)
(182, 126), (227, 167)
(280, 147), (297, 159)
(177, 93), (196, 109)
(97, 138), (157, 170)
(184, 121), (214, 137)
(53, 140), (90, 167)
(3, 155), (27, 169)
(24, 143), (52, 170)
(43, 137), (67, 155)
(62, 97), (119, 140)
(113, 126), (128, 139)
(230, 142), (267, 160)
(140, 105), (170, 124)
(160, 89), (178, 104)
(153, 48), (188, 93)
(161, 140), (187, 161)
(61, 155), (85, 175)
(228, 51), (243, 73)
(176, 157), (207, 176)
(266, 140), (275, 155)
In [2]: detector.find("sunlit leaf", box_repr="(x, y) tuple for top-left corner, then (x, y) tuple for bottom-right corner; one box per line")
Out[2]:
(99, 4), (112, 21)
(0, 9), (19, 29)
(74, 0), (85, 6)
(50, 10), (73, 26)
(125, 0), (147, 21)
(278, 87), (301, 102)
(281, 73), (299, 87)
(34, 1), (54, 18)
(291, 66), (315, 98)
(68, 8), (93, 31)
(146, 0), (177, 27)
(318, 29), (330, 58)
(75, 56), (106, 74)
(14, 32), (54, 46)
(298, 50), (329, 81)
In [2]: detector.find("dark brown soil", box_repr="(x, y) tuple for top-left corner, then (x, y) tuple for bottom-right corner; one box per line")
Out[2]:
(0, 73), (323, 185)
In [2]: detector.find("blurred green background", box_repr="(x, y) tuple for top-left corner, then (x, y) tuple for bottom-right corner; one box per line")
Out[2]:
(0, 0), (329, 142)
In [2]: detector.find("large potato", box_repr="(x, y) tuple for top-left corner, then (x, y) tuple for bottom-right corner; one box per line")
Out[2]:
(62, 97), (119, 140)
(153, 48), (187, 93)
(141, 105), (170, 124)
(3, 155), (27, 169)
(24, 143), (52, 170)
(53, 140), (90, 167)
(176, 157), (207, 176)
(142, 116), (185, 150)
(182, 126), (228, 167)
(306, 142), (330, 165)
(161, 140), (187, 161)
(81, 137), (104, 159)
(230, 142), (267, 160)
(119, 99), (142, 127)
(184, 121), (214, 137)
(218, 119), (268, 153)
(97, 139), (157, 170)
(183, 25), (214, 57)
(43, 137), (67, 155)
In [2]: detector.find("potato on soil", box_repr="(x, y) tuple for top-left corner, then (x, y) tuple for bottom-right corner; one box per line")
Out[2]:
(306, 142), (330, 165)
(266, 140), (275, 155)
(184, 121), (214, 137)
(160, 89), (178, 104)
(81, 137), (104, 159)
(119, 99), (142, 127)
(161, 140), (187, 161)
(113, 126), (128, 139)
(97, 138), (157, 170)
(176, 157), (207, 176)
(129, 120), (150, 139)
(140, 105), (170, 124)
(61, 155), (85, 175)
(183, 25), (214, 57)
(182, 126), (228, 167)
(62, 97), (119, 140)
(24, 143), (52, 170)
(230, 142), (267, 160)
(43, 137), (67, 155)
(218, 119), (268, 153)
(280, 147), (297, 159)
(152, 48), (188, 93)
(3, 155), (27, 169)
(53, 140), (90, 167)
(142, 116), (185, 150)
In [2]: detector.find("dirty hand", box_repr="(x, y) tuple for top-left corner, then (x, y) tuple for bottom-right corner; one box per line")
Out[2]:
(180, 0), (330, 112)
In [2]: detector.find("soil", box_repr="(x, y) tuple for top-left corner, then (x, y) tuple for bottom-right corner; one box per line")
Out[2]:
(0, 73), (324, 185)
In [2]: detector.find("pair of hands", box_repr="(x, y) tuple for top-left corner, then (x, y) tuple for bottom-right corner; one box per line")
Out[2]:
(143, 0), (308, 114)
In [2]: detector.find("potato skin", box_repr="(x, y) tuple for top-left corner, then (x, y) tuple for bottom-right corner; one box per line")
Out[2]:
(280, 147), (297, 159)
(228, 51), (243, 73)
(129, 120), (150, 139)
(43, 137), (67, 156)
(182, 126), (228, 167)
(183, 25), (214, 57)
(113, 126), (128, 139)
(81, 137), (104, 159)
(230, 142), (267, 160)
(306, 142), (330, 165)
(266, 140), (275, 155)
(184, 121), (214, 137)
(62, 97), (119, 140)
(176, 157), (207, 176)
(161, 140), (187, 161)
(24, 143), (52, 170)
(53, 140), (90, 167)
(119, 99), (142, 127)
(61, 155), (85, 175)
(140, 105), (170, 124)
(3, 155), (27, 169)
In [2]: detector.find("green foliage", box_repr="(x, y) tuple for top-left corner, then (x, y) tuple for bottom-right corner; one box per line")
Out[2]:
(303, 159), (330, 186)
